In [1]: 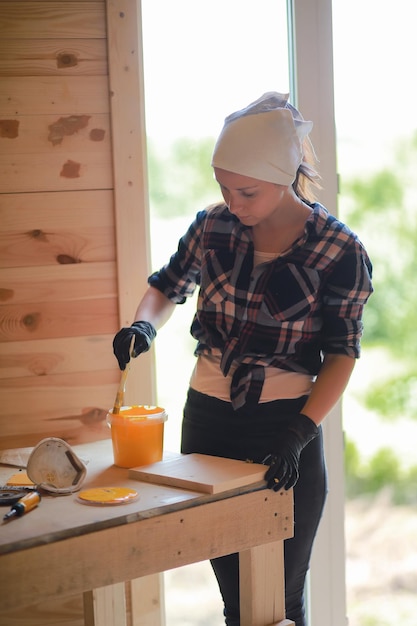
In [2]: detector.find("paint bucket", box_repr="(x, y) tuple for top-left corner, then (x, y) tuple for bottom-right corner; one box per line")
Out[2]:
(106, 405), (167, 468)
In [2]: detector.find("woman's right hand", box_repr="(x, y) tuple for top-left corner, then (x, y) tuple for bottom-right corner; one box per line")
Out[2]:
(112, 321), (157, 370)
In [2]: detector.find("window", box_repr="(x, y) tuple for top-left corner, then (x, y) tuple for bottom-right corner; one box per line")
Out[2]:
(141, 0), (290, 451)
(140, 2), (341, 624)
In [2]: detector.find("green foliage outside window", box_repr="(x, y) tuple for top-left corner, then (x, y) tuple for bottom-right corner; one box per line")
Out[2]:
(341, 131), (417, 502)
(148, 131), (417, 502)
(341, 132), (417, 423)
(345, 439), (417, 505)
(147, 137), (219, 219)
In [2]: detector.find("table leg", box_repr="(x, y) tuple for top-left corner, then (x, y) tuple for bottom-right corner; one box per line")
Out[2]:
(83, 582), (127, 626)
(130, 574), (165, 626)
(239, 540), (294, 626)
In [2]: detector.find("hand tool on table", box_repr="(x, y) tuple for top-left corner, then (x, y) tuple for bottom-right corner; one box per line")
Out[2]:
(3, 490), (41, 522)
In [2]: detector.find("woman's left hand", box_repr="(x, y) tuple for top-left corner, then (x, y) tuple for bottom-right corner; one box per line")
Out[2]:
(263, 413), (319, 491)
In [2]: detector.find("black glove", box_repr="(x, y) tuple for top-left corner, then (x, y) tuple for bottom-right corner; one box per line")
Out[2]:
(113, 321), (157, 370)
(263, 413), (319, 492)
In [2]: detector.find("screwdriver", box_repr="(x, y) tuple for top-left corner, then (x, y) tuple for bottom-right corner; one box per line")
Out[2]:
(3, 490), (41, 522)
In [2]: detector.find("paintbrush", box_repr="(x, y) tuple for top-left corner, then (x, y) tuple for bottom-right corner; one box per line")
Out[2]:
(112, 336), (136, 415)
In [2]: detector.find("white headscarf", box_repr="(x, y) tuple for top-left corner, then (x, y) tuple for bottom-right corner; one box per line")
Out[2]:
(211, 92), (313, 186)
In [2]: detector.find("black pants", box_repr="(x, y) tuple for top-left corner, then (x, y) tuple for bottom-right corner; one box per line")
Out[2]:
(181, 388), (328, 626)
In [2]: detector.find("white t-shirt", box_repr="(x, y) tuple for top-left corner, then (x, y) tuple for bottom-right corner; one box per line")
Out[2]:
(189, 249), (314, 402)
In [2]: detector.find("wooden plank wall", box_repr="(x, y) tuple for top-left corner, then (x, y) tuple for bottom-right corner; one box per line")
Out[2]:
(0, 3), (161, 624)
(0, 0), (153, 451)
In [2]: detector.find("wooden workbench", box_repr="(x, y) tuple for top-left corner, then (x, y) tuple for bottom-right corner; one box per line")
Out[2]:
(0, 440), (294, 626)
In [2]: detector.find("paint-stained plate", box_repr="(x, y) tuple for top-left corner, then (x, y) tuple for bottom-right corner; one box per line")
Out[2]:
(77, 486), (139, 505)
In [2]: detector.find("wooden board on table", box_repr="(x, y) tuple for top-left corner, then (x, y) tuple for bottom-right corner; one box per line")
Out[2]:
(0, 447), (33, 468)
(129, 453), (266, 494)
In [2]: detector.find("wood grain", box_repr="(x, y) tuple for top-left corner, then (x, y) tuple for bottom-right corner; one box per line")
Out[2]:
(0, 489), (292, 607)
(0, 190), (116, 268)
(0, 2), (106, 40)
(0, 0), (183, 622)
(0, 76), (110, 115)
(0, 225), (116, 268)
(0, 110), (112, 192)
(0, 368), (118, 448)
(106, 0), (156, 407)
(240, 542), (286, 626)
(0, 441), (293, 624)
(0, 435), (291, 596)
(1, 261), (116, 305)
(0, 189), (114, 226)
(0, 296), (118, 342)
(0, 149), (113, 193)
(0, 594), (84, 626)
(0, 335), (117, 380)
(129, 454), (267, 494)
(0, 39), (108, 77)
(1, 113), (110, 154)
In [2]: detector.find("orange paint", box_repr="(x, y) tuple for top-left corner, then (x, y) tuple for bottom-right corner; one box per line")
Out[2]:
(78, 487), (138, 505)
(107, 405), (167, 468)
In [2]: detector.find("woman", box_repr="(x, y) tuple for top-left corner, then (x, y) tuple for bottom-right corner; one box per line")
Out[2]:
(113, 92), (373, 626)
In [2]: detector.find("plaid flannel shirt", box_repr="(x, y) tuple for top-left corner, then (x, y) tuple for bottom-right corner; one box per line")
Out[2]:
(149, 202), (373, 408)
